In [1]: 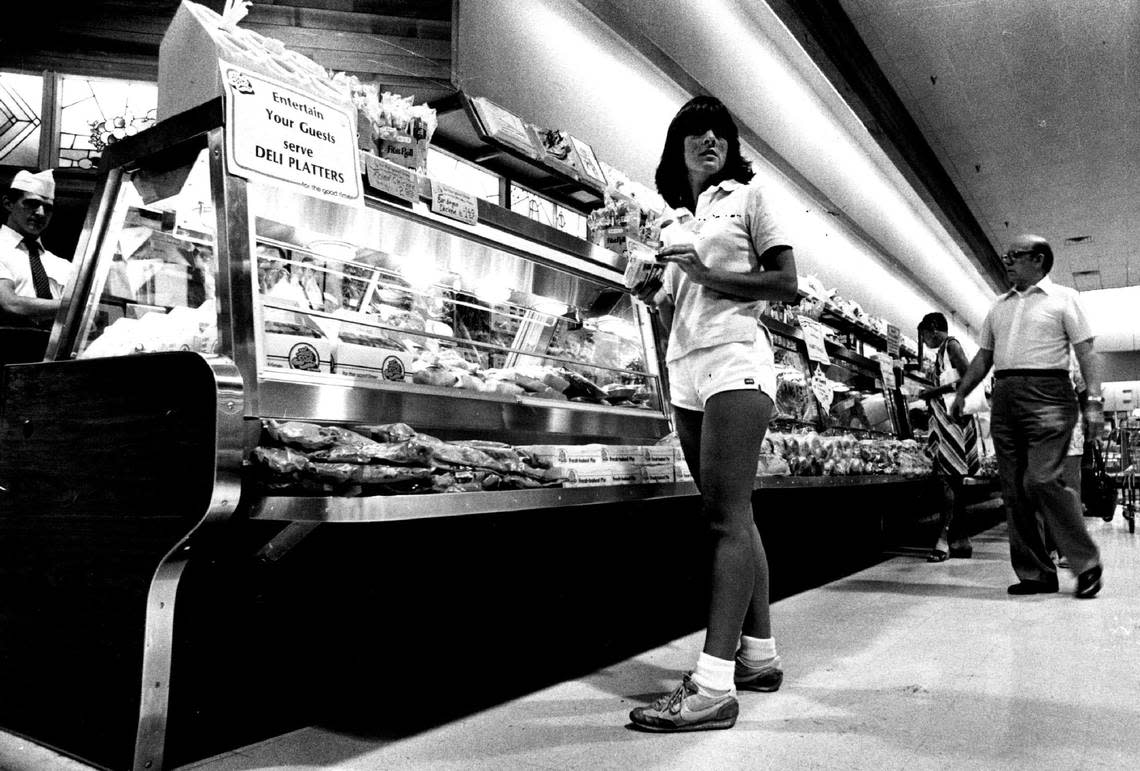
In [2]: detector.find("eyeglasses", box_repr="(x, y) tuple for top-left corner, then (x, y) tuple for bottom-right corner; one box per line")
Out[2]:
(1000, 248), (1036, 265)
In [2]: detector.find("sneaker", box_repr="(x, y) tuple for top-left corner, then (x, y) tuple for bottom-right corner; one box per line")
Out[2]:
(629, 673), (738, 732)
(1075, 564), (1103, 599)
(734, 655), (784, 692)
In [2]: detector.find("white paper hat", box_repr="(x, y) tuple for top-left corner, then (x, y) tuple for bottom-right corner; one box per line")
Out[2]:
(10, 169), (55, 201)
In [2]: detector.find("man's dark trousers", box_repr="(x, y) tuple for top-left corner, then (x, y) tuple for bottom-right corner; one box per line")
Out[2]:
(990, 373), (1100, 582)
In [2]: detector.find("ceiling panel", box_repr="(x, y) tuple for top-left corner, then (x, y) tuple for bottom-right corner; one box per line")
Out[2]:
(838, 0), (1140, 306)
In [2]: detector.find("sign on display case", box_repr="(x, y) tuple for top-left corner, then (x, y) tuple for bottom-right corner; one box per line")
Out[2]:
(430, 178), (479, 225)
(886, 323), (901, 357)
(220, 62), (362, 206)
(797, 315), (832, 366)
(364, 153), (418, 203)
(876, 354), (897, 389)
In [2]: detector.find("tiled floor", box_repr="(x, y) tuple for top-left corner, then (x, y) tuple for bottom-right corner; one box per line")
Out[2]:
(5, 515), (1139, 770)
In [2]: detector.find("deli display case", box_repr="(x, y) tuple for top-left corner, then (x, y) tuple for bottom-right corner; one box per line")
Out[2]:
(0, 99), (680, 771)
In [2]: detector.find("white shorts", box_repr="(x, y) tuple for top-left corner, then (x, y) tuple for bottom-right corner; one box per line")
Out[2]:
(667, 333), (776, 412)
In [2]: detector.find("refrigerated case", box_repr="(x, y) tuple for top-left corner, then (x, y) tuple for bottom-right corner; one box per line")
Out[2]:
(55, 101), (669, 449)
(1, 98), (680, 771)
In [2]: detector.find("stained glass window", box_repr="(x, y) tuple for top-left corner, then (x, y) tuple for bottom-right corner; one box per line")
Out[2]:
(0, 72), (44, 167)
(58, 75), (157, 169)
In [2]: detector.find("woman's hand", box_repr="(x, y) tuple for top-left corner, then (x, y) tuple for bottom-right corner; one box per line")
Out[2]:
(656, 243), (710, 284)
(633, 275), (663, 305)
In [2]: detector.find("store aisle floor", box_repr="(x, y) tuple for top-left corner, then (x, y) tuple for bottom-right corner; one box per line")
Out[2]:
(4, 517), (1139, 770)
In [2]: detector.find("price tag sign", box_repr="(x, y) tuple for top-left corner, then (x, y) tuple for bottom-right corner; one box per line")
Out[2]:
(220, 62), (362, 206)
(877, 354), (897, 389)
(810, 369), (834, 412)
(886, 323), (901, 357)
(430, 179), (478, 226)
(797, 315), (832, 366)
(365, 153), (418, 203)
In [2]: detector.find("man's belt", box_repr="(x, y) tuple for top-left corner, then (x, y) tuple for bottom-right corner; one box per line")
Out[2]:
(993, 369), (1069, 380)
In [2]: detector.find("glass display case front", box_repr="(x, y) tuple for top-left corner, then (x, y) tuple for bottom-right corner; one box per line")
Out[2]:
(68, 146), (220, 362)
(247, 182), (661, 414)
(54, 111), (669, 449)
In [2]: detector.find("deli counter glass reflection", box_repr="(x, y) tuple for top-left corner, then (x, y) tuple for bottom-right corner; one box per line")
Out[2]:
(248, 182), (661, 411)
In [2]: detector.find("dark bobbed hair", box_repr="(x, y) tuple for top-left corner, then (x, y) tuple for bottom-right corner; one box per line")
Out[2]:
(654, 95), (753, 211)
(918, 312), (948, 335)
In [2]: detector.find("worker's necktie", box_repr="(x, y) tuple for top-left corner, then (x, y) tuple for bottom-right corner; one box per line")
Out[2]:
(23, 238), (52, 299)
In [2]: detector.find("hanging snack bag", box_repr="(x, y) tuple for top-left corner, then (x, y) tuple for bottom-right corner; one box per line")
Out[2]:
(370, 92), (437, 171)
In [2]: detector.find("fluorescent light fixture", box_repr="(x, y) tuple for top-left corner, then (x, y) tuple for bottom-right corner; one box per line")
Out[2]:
(1071, 270), (1103, 292)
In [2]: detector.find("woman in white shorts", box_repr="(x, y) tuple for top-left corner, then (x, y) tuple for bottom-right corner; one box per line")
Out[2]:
(629, 96), (800, 732)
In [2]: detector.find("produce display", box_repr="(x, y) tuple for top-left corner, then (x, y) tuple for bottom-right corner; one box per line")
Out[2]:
(764, 430), (933, 477)
(659, 430), (933, 479)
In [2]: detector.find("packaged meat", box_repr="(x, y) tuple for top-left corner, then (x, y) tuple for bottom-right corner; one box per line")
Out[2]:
(250, 446), (310, 475)
(358, 422), (418, 443)
(263, 420), (371, 451)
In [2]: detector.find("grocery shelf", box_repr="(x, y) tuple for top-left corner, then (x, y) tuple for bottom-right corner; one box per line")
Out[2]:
(248, 474), (934, 523)
(428, 91), (605, 214)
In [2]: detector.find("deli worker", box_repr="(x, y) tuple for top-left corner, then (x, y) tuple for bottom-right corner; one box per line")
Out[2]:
(0, 169), (74, 329)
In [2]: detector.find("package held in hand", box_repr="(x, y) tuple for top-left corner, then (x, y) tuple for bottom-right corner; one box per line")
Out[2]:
(622, 238), (664, 294)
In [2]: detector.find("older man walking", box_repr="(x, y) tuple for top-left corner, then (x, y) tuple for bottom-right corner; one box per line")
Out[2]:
(950, 234), (1104, 598)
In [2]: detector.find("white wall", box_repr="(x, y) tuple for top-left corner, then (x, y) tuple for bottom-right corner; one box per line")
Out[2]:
(1103, 381), (1140, 413)
(454, 0), (994, 346)
(1081, 286), (1140, 352)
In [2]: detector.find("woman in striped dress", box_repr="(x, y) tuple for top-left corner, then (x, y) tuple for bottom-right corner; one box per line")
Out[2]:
(919, 312), (982, 562)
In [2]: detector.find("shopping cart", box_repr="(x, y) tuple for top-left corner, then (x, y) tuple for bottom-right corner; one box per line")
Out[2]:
(1120, 465), (1136, 534)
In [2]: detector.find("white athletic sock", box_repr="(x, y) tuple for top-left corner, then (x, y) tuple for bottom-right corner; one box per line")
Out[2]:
(692, 652), (735, 694)
(739, 635), (777, 662)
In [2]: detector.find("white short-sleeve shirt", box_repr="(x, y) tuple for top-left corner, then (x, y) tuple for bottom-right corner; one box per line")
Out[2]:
(660, 179), (790, 363)
(0, 224), (73, 299)
(979, 275), (1093, 371)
